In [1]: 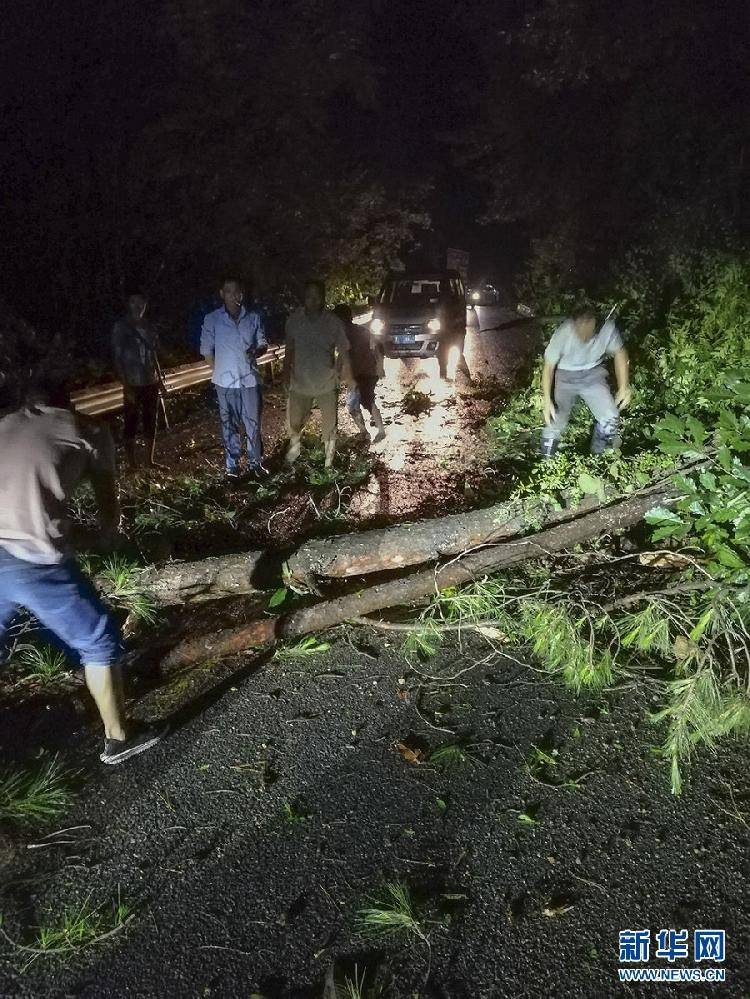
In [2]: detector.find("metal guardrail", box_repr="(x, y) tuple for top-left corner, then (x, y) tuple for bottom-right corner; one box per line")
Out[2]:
(71, 310), (374, 418)
(71, 346), (286, 417)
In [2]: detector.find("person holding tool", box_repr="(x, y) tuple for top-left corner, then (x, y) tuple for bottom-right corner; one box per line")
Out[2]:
(111, 291), (167, 470)
(333, 304), (386, 443)
(200, 275), (268, 480)
(540, 305), (632, 457)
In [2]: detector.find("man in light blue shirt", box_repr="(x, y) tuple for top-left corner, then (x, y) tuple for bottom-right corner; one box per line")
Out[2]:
(200, 276), (268, 478)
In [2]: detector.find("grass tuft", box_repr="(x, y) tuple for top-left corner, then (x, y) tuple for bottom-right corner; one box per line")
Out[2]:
(355, 881), (428, 944)
(0, 757), (75, 827)
(21, 893), (131, 969)
(97, 554), (157, 624)
(428, 744), (470, 771)
(273, 635), (331, 661)
(340, 965), (374, 999)
(15, 645), (69, 685)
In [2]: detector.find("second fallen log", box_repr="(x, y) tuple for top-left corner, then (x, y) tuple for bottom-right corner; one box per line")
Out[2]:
(162, 488), (666, 670)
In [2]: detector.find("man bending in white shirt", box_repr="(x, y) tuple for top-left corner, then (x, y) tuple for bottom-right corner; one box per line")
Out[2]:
(540, 306), (633, 457)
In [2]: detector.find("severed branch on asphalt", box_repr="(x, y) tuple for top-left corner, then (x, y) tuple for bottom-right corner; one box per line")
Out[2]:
(285, 493), (575, 587)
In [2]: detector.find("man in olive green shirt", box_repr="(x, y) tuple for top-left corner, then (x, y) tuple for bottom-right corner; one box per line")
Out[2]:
(284, 281), (352, 468)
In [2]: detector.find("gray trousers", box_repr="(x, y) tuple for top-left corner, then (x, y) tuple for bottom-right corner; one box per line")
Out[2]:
(540, 365), (619, 455)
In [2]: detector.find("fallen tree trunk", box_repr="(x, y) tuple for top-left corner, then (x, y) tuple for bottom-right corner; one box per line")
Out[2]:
(130, 494), (578, 606)
(124, 552), (266, 606)
(286, 494), (567, 585)
(162, 488), (666, 670)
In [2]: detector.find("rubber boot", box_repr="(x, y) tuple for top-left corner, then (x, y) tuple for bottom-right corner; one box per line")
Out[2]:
(324, 438), (336, 469)
(371, 405), (386, 443)
(285, 434), (302, 465)
(590, 421), (619, 455)
(539, 436), (559, 459)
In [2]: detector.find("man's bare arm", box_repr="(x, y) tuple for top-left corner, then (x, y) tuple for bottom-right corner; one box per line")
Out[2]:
(613, 348), (633, 408)
(541, 360), (557, 424)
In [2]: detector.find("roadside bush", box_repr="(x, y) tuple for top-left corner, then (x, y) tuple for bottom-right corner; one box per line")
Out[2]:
(471, 254), (750, 792)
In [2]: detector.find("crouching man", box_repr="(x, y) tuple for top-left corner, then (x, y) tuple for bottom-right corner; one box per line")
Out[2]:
(0, 378), (165, 764)
(284, 281), (352, 469)
(540, 306), (632, 457)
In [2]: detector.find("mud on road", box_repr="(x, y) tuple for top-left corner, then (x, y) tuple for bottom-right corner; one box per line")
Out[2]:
(120, 308), (538, 558)
(1, 631), (749, 998)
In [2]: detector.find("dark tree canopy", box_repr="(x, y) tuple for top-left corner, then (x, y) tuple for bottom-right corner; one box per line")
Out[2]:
(2, 0), (749, 348)
(454, 0), (750, 286)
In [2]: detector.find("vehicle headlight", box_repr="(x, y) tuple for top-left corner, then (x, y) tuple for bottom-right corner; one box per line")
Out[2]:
(471, 291), (480, 301)
(370, 318), (385, 334)
(426, 317), (441, 332)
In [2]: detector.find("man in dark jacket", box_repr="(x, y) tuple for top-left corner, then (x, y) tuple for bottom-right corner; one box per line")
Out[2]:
(333, 304), (386, 442)
(111, 292), (164, 469)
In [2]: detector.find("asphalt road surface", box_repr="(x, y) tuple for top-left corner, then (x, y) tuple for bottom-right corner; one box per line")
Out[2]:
(2, 631), (748, 998)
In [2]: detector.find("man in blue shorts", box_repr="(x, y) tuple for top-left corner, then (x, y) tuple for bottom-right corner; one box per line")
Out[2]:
(0, 378), (164, 764)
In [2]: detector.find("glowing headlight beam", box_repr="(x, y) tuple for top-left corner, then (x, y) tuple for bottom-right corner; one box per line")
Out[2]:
(370, 317), (385, 334)
(426, 317), (441, 332)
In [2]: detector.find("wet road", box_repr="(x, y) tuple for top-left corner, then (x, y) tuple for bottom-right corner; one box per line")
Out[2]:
(365, 304), (535, 475)
(139, 304), (538, 525)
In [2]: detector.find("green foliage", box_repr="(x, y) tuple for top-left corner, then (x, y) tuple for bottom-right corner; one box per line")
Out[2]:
(513, 449), (672, 509)
(641, 258), (750, 418)
(402, 619), (442, 660)
(268, 587), (288, 609)
(340, 965), (375, 999)
(651, 667), (750, 796)
(14, 645), (69, 686)
(401, 386), (433, 417)
(356, 882), (427, 944)
(428, 744), (469, 771)
(434, 576), (513, 623)
(281, 800), (310, 825)
(273, 635), (331, 661)
(302, 448), (372, 489)
(647, 383), (750, 581)
(406, 576), (613, 694)
(0, 757), (75, 827)
(23, 894), (131, 968)
(96, 554), (157, 624)
(521, 603), (613, 693)
(617, 605), (673, 658)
